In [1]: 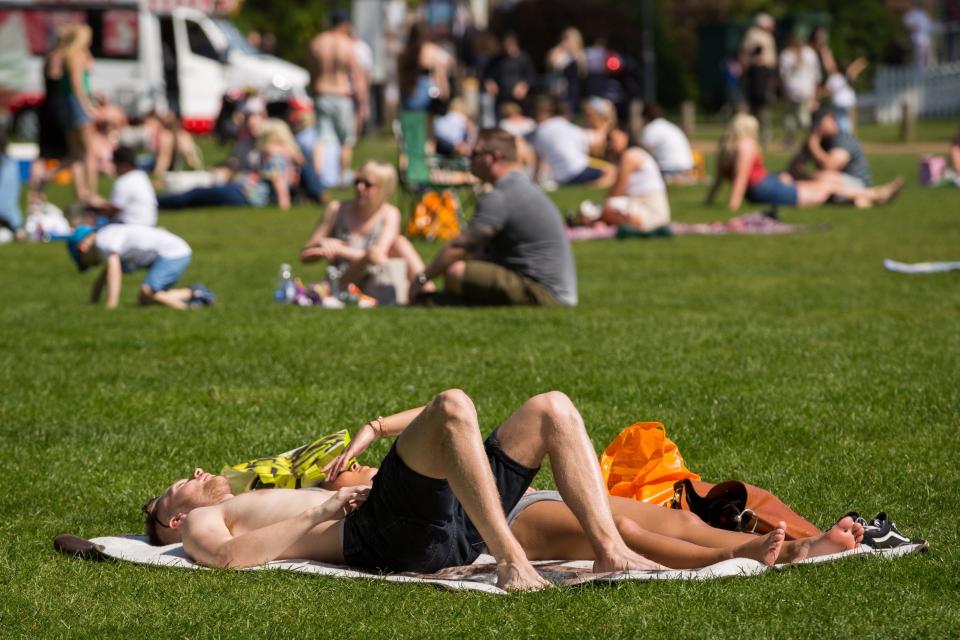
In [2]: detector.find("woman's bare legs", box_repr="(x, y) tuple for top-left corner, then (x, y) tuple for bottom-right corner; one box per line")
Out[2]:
(80, 123), (100, 202)
(66, 128), (91, 203)
(796, 180), (834, 207)
(512, 501), (785, 568)
(511, 496), (863, 566)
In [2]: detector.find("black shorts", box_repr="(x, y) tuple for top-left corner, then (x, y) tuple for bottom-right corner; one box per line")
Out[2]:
(342, 430), (539, 573)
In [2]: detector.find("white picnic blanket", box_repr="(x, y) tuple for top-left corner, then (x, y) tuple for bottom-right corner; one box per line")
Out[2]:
(86, 535), (927, 595)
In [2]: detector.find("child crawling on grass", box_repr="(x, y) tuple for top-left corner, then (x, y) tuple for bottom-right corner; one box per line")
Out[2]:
(67, 223), (214, 310)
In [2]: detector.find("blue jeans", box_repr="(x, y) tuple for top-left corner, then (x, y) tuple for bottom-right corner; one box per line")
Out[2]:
(157, 183), (250, 210)
(142, 254), (192, 292)
(0, 155), (23, 231)
(747, 174), (798, 206)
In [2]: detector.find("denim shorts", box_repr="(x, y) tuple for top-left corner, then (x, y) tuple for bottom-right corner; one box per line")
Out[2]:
(142, 254), (191, 292)
(563, 165), (604, 185)
(342, 430), (539, 573)
(747, 174), (798, 206)
(60, 94), (91, 128)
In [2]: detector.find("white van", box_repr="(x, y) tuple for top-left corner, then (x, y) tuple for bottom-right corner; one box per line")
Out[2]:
(0, 0), (309, 133)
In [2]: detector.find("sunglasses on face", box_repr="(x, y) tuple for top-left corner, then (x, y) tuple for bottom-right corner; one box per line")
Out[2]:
(354, 178), (376, 188)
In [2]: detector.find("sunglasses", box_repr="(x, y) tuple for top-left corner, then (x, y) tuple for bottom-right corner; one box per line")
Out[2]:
(142, 496), (172, 530)
(353, 178), (376, 188)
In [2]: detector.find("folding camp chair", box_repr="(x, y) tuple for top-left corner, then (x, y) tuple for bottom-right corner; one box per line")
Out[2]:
(395, 110), (478, 219)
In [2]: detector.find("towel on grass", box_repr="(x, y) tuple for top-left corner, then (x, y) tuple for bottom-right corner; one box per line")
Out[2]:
(566, 213), (815, 241)
(883, 259), (960, 274)
(53, 533), (926, 595)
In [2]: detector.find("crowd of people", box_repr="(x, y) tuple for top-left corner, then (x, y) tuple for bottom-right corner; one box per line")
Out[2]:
(2, 12), (958, 311)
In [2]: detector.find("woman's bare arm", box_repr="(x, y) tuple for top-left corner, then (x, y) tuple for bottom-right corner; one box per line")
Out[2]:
(728, 140), (755, 211)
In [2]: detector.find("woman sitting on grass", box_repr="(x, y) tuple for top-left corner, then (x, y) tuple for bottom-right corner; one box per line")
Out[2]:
(705, 113), (890, 211)
(157, 118), (302, 211)
(299, 161), (432, 295)
(574, 129), (671, 233)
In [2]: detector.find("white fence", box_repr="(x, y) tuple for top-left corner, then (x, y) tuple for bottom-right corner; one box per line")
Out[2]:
(870, 62), (960, 123)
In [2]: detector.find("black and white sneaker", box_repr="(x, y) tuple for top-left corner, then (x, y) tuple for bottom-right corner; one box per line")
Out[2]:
(861, 512), (926, 550)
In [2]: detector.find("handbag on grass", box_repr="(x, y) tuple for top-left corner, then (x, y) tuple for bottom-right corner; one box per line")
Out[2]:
(671, 478), (821, 541)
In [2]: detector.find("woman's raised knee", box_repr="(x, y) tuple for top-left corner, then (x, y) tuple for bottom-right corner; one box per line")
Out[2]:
(366, 246), (388, 264)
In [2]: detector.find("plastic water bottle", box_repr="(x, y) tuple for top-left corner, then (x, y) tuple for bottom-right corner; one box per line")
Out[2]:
(274, 263), (294, 303)
(325, 265), (342, 299)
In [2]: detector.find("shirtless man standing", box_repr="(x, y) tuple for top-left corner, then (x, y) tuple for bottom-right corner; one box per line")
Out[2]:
(144, 392), (865, 591)
(307, 10), (368, 183)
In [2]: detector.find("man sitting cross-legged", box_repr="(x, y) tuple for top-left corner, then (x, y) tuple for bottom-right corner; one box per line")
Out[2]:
(144, 392), (863, 589)
(408, 129), (578, 307)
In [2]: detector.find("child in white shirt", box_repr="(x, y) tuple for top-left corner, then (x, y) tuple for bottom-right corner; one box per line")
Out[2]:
(67, 223), (213, 310)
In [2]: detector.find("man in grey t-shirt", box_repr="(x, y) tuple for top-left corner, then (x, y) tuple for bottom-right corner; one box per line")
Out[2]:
(409, 128), (577, 306)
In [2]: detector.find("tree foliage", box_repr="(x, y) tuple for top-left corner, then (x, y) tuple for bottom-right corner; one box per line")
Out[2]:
(234, 0), (345, 66)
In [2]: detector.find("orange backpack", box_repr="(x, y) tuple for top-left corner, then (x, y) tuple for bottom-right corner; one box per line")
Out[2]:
(600, 422), (700, 507)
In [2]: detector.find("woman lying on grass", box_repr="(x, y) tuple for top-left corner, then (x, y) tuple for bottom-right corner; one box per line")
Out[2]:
(157, 118), (302, 211)
(144, 401), (864, 570)
(705, 113), (897, 211)
(299, 160), (432, 295)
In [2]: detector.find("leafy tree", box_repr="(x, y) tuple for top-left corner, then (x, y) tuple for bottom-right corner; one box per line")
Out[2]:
(234, 0), (345, 65)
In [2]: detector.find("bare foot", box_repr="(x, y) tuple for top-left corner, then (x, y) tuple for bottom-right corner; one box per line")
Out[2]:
(594, 547), (667, 573)
(778, 515), (864, 563)
(496, 560), (553, 592)
(876, 176), (905, 205)
(731, 522), (786, 566)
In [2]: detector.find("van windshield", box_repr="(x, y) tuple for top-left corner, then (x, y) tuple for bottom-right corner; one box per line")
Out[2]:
(213, 19), (260, 56)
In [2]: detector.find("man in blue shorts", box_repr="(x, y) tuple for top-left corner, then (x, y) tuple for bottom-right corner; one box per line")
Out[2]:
(67, 224), (214, 310)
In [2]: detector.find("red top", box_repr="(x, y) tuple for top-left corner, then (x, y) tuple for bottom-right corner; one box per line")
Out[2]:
(747, 151), (767, 186)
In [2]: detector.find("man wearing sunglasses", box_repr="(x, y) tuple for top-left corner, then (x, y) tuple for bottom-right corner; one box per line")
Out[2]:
(409, 128), (578, 307)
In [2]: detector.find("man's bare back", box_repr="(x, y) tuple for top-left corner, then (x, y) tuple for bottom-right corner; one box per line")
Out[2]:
(182, 487), (366, 568)
(309, 31), (356, 96)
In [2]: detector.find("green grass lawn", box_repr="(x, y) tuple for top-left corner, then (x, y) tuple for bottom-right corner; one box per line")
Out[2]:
(1, 138), (958, 638)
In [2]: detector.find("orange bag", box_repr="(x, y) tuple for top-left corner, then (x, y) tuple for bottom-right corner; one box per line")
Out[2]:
(406, 190), (461, 240)
(600, 422), (700, 507)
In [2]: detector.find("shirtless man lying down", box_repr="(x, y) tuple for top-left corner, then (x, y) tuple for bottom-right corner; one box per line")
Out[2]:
(143, 391), (863, 590)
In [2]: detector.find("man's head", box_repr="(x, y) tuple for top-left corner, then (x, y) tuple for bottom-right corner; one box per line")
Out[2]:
(470, 128), (518, 183)
(755, 12), (775, 32)
(532, 95), (556, 123)
(330, 9), (351, 32)
(811, 106), (839, 138)
(503, 32), (520, 56)
(641, 102), (663, 125)
(67, 225), (99, 272)
(143, 468), (233, 545)
(113, 146), (137, 175)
